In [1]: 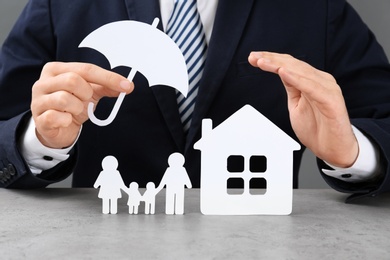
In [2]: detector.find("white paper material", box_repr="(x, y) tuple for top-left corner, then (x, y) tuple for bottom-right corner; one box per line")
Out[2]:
(194, 105), (301, 215)
(79, 18), (188, 126)
(93, 156), (127, 214)
(156, 153), (192, 215)
(94, 153), (192, 215)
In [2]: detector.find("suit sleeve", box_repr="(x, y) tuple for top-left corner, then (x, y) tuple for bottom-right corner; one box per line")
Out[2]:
(319, 0), (390, 201)
(0, 0), (76, 188)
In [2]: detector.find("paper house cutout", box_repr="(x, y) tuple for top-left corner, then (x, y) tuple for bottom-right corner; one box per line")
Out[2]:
(194, 105), (301, 215)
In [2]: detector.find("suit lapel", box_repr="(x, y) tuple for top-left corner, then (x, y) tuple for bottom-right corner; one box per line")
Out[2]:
(124, 0), (186, 151)
(185, 0), (255, 151)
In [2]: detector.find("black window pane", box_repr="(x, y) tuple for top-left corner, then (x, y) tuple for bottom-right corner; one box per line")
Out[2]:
(250, 155), (267, 173)
(227, 178), (244, 195)
(227, 155), (244, 172)
(250, 177), (267, 195)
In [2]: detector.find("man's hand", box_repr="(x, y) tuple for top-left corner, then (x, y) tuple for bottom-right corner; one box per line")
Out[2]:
(31, 62), (134, 149)
(248, 51), (358, 168)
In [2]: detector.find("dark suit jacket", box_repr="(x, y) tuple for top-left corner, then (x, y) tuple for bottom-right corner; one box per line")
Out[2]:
(1, 0), (390, 201)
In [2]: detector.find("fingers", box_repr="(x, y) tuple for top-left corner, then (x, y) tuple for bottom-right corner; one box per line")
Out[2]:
(33, 71), (94, 103)
(32, 90), (84, 119)
(249, 51), (331, 81)
(248, 51), (341, 104)
(31, 62), (134, 148)
(32, 61), (135, 120)
(41, 62), (134, 94)
(32, 71), (91, 126)
(278, 67), (329, 105)
(35, 110), (73, 131)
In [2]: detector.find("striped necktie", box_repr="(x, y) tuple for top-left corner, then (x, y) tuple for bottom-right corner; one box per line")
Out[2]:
(166, 0), (207, 132)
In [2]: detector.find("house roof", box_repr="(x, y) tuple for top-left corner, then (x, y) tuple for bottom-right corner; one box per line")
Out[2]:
(194, 105), (301, 152)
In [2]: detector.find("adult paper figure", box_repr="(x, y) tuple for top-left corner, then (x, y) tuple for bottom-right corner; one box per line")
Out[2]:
(156, 153), (192, 215)
(93, 156), (127, 214)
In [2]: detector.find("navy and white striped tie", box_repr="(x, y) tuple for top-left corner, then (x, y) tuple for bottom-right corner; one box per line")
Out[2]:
(166, 0), (207, 132)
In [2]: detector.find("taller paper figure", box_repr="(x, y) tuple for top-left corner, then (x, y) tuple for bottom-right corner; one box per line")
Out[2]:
(156, 153), (192, 215)
(79, 18), (189, 126)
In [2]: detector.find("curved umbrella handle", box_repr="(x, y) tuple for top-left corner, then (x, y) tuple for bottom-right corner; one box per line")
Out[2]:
(87, 18), (160, 127)
(88, 69), (137, 126)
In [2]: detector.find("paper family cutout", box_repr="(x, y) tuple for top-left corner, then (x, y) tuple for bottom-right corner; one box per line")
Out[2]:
(82, 20), (301, 215)
(93, 105), (300, 215)
(94, 153), (192, 215)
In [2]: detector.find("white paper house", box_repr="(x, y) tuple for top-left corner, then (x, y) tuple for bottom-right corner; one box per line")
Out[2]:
(194, 105), (301, 215)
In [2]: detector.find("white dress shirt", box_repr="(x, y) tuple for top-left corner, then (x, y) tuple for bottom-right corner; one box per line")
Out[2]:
(20, 0), (381, 183)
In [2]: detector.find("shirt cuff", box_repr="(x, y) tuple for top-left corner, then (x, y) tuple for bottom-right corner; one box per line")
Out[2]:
(322, 125), (381, 183)
(19, 117), (79, 175)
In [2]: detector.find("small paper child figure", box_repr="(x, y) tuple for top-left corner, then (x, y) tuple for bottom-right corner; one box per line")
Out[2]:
(142, 182), (159, 214)
(156, 152), (192, 215)
(127, 182), (142, 214)
(94, 155), (127, 214)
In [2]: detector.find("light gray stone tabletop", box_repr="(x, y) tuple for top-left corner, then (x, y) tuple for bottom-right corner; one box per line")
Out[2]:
(0, 188), (389, 260)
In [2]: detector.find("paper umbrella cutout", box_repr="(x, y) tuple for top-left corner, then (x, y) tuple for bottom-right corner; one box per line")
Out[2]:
(79, 18), (188, 126)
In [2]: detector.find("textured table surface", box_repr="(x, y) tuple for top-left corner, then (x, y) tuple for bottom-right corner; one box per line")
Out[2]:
(1, 188), (389, 259)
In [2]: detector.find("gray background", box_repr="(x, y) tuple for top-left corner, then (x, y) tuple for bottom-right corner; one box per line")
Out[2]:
(1, 0), (389, 188)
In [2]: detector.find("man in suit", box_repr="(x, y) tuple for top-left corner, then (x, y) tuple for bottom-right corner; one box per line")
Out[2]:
(1, 0), (390, 202)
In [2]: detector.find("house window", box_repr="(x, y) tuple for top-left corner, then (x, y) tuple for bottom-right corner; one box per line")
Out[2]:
(227, 155), (244, 172)
(250, 155), (267, 173)
(227, 178), (245, 195)
(250, 177), (267, 195)
(226, 154), (267, 195)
